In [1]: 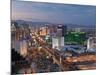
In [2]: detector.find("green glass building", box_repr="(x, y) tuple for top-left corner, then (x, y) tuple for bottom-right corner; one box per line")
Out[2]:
(64, 32), (86, 45)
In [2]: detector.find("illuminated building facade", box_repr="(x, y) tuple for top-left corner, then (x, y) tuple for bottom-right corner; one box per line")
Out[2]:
(52, 25), (66, 50)
(39, 26), (50, 36)
(20, 40), (28, 57)
(87, 37), (96, 49)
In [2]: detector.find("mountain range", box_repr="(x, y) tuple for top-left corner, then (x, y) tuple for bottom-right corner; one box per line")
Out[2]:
(11, 20), (96, 28)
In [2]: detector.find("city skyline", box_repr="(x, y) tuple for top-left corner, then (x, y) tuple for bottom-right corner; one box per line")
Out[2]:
(12, 0), (96, 26)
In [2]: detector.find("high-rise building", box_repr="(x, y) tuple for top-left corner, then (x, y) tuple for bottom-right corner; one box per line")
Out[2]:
(11, 22), (16, 32)
(20, 40), (27, 57)
(39, 26), (49, 36)
(11, 40), (20, 53)
(57, 25), (67, 36)
(87, 37), (96, 49)
(52, 37), (64, 50)
(62, 25), (67, 36)
(64, 32), (86, 45)
(74, 28), (81, 32)
(52, 25), (66, 50)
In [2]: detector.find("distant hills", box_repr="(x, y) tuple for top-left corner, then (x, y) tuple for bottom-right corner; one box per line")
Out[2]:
(11, 20), (96, 28)
(12, 20), (51, 26)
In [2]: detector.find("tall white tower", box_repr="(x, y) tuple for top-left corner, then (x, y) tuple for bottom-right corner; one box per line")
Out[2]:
(87, 37), (96, 50)
(52, 37), (64, 50)
(52, 25), (64, 51)
(87, 38), (90, 49)
(20, 40), (27, 57)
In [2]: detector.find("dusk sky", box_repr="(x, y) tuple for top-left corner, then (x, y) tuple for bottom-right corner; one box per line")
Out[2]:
(12, 0), (96, 25)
